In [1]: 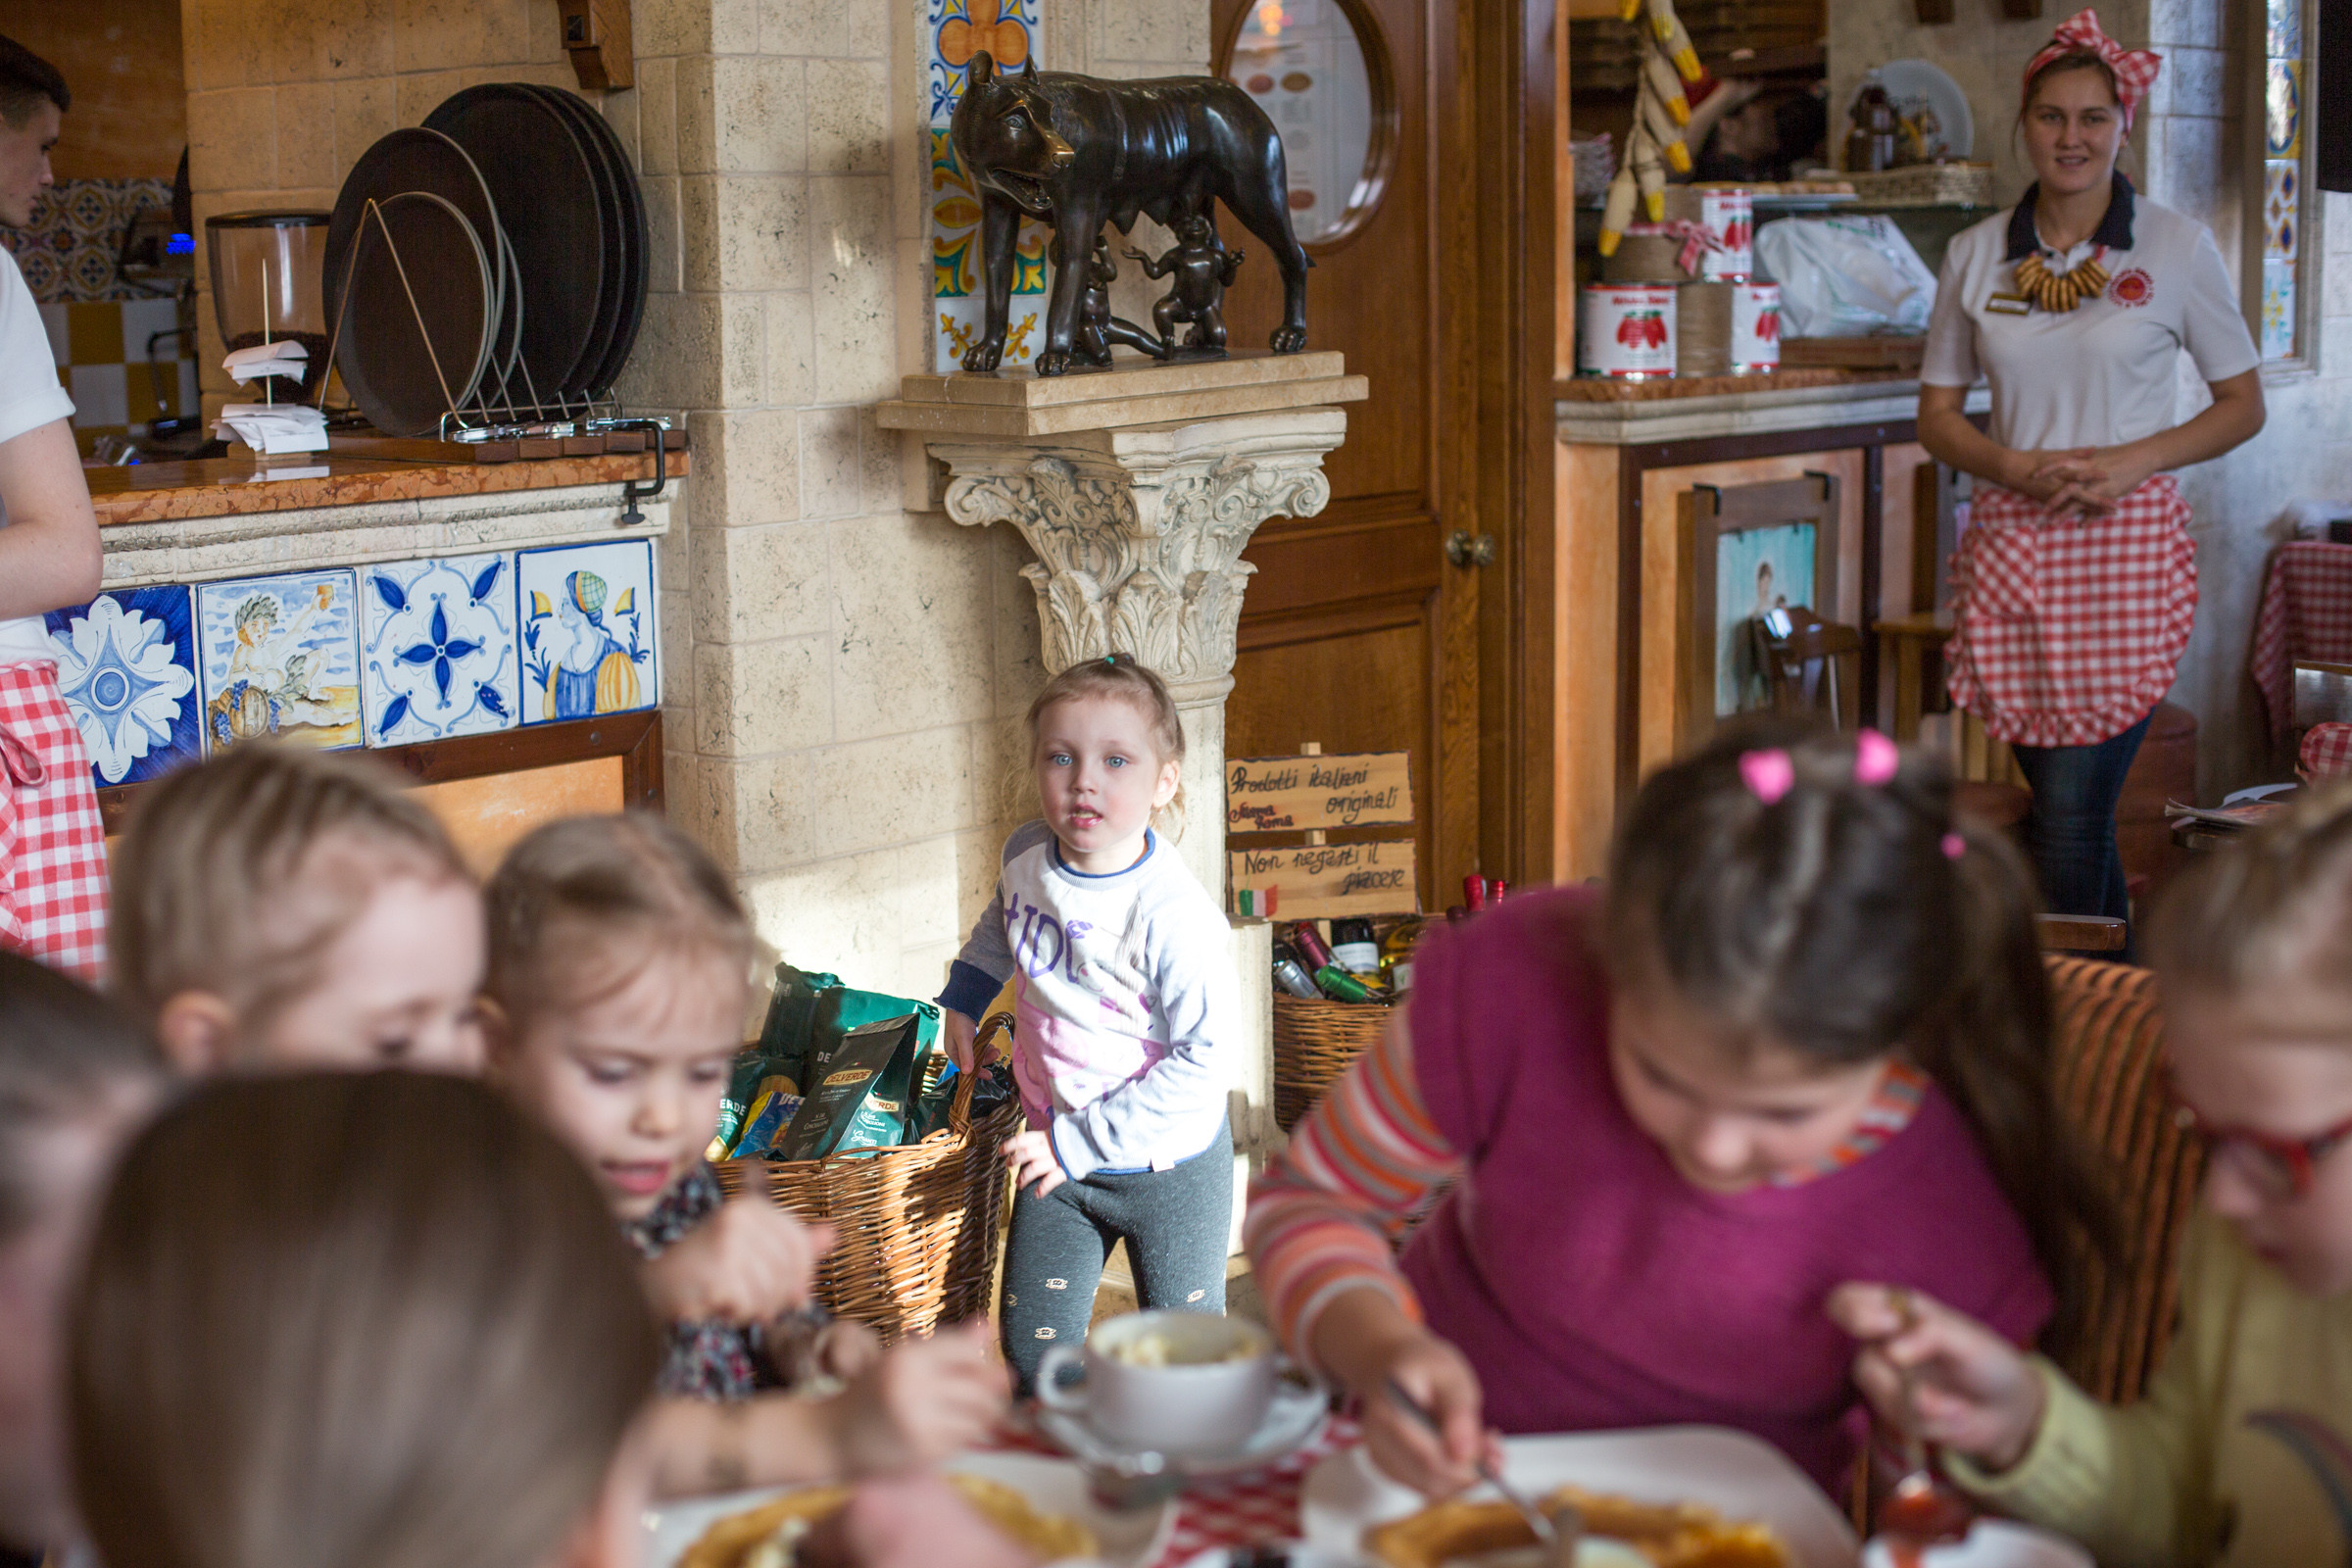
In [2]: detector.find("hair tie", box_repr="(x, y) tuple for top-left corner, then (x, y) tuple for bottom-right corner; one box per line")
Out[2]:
(1103, 654), (1118, 665)
(1941, 832), (1968, 860)
(1854, 729), (1899, 787)
(2024, 8), (2162, 130)
(1740, 749), (1794, 806)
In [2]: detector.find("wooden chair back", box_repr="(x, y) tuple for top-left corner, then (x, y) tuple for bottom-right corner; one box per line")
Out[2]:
(1750, 605), (1865, 729)
(2043, 956), (2207, 1404)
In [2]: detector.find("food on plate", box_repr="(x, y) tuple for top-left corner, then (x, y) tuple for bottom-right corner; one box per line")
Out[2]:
(1104, 1328), (1262, 1367)
(677, 1474), (1098, 1568)
(1366, 1486), (1790, 1568)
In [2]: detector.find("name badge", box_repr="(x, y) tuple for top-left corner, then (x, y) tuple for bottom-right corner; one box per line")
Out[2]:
(1985, 292), (2033, 317)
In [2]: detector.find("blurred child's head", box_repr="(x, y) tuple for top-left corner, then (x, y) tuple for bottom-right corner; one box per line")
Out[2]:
(1025, 653), (1185, 867)
(485, 815), (755, 1221)
(109, 745), (483, 1076)
(0, 957), (164, 1557)
(69, 1070), (659, 1568)
(2148, 786), (2352, 1292)
(1605, 722), (2110, 1308)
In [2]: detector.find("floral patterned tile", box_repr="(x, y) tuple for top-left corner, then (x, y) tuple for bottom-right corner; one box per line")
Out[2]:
(42, 586), (200, 786)
(194, 569), (362, 751)
(515, 539), (658, 725)
(361, 553), (521, 748)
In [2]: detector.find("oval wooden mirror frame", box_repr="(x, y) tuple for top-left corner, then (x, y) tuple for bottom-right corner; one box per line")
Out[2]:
(1211, 0), (1400, 253)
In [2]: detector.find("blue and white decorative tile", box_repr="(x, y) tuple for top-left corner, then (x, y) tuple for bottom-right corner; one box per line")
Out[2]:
(360, 553), (520, 748)
(194, 569), (362, 751)
(515, 539), (658, 725)
(42, 586), (199, 786)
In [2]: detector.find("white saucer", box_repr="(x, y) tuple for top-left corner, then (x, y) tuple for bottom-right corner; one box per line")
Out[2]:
(1035, 1370), (1332, 1478)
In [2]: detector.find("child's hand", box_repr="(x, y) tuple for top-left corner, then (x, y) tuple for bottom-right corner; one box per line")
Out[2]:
(1358, 1329), (1494, 1499)
(643, 1197), (834, 1324)
(1827, 1283), (2049, 1474)
(817, 1318), (884, 1382)
(826, 1320), (1009, 1477)
(944, 1009), (979, 1074)
(791, 1473), (1041, 1568)
(1002, 1130), (1064, 1197)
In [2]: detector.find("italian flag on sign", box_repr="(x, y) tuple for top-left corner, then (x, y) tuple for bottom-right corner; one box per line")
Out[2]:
(1235, 887), (1278, 917)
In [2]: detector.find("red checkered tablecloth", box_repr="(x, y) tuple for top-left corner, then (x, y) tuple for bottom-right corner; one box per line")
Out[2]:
(2250, 542), (2352, 743)
(995, 1414), (1361, 1566)
(2303, 722), (2352, 782)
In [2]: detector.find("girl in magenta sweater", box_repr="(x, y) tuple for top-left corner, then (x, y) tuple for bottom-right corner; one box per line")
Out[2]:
(1247, 724), (2112, 1499)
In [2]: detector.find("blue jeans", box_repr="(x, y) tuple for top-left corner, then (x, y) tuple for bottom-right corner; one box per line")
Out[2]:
(2011, 712), (2151, 942)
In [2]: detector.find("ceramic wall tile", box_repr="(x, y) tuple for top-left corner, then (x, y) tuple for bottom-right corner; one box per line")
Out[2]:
(2267, 59), (2302, 161)
(2262, 255), (2298, 362)
(2268, 0), (2302, 63)
(195, 568), (363, 751)
(516, 539), (660, 725)
(360, 552), (521, 747)
(43, 586), (200, 786)
(2266, 159), (2301, 262)
(927, 0), (1046, 372)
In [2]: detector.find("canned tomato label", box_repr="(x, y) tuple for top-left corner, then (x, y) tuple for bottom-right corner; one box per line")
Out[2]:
(1579, 283), (1677, 378)
(1699, 187), (1753, 279)
(1730, 282), (1781, 371)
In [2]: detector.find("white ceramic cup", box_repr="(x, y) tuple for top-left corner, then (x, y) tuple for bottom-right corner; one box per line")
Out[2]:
(1035, 1309), (1278, 1456)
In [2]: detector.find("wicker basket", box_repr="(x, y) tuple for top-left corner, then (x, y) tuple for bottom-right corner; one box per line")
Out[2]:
(715, 1013), (1023, 1343)
(1272, 992), (1390, 1131)
(1840, 163), (1995, 208)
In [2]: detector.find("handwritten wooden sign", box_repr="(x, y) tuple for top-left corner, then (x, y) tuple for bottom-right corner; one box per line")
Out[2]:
(1225, 752), (1413, 834)
(1230, 840), (1419, 920)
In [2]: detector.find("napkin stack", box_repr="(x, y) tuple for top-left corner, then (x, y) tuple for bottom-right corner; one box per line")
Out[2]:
(214, 403), (328, 455)
(222, 339), (310, 385)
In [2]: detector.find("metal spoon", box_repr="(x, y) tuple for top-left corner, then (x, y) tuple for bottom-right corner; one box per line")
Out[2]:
(1383, 1377), (1559, 1548)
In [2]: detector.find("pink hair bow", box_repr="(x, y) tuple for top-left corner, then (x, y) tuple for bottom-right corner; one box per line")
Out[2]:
(1740, 748), (1794, 806)
(1854, 729), (1899, 787)
(2025, 9), (2162, 129)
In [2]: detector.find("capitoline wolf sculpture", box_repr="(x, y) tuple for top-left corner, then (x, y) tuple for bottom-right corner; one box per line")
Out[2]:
(947, 52), (1310, 376)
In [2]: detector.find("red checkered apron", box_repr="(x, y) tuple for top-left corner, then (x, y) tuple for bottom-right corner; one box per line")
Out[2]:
(1945, 476), (2197, 749)
(0, 661), (108, 981)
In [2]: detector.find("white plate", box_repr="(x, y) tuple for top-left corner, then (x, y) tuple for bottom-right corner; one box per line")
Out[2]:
(1175, 1543), (1649, 1568)
(1300, 1427), (1860, 1568)
(1037, 1371), (1332, 1478)
(642, 1450), (1177, 1568)
(1849, 60), (1975, 161)
(1863, 1520), (2091, 1568)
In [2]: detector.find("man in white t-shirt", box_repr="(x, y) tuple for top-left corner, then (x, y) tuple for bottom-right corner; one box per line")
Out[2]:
(0, 36), (109, 982)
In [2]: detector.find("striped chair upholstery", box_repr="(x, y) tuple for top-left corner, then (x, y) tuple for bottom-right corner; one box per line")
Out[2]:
(2044, 956), (2208, 1405)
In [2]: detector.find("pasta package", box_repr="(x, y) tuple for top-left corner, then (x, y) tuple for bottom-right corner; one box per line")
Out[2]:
(771, 1013), (927, 1161)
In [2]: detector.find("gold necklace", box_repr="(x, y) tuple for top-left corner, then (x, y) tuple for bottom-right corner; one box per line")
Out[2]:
(2014, 247), (2109, 313)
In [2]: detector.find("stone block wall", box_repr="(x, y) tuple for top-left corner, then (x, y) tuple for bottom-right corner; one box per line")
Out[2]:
(1829, 0), (2352, 796)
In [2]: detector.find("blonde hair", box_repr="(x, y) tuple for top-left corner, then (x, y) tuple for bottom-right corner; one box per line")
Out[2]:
(69, 1071), (660, 1568)
(1025, 653), (1188, 832)
(2147, 782), (2352, 1015)
(484, 813), (755, 1026)
(108, 746), (471, 1030)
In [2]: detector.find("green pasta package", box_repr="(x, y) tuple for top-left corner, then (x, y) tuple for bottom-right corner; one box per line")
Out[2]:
(772, 1012), (926, 1160)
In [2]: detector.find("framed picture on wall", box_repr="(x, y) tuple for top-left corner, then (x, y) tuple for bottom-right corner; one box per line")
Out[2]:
(1675, 473), (1840, 749)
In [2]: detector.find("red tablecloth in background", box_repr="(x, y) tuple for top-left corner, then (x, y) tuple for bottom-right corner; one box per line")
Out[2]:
(2303, 722), (2352, 782)
(996, 1414), (1360, 1566)
(2250, 541), (2352, 742)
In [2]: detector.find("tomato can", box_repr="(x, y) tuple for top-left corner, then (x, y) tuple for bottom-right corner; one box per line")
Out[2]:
(1729, 281), (1782, 372)
(1578, 283), (1677, 379)
(1697, 187), (1753, 279)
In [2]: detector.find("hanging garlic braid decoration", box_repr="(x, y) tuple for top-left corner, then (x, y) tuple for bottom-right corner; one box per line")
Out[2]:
(2014, 248), (2111, 313)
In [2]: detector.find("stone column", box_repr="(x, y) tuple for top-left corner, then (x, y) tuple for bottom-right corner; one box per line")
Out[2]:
(930, 408), (1346, 895)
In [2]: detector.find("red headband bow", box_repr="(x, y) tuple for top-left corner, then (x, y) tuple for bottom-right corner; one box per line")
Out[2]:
(2025, 9), (2162, 128)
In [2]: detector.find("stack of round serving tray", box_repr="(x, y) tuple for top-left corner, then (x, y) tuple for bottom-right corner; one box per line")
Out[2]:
(323, 85), (648, 439)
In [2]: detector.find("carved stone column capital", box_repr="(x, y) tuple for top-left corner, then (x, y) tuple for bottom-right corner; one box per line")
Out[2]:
(932, 408), (1345, 706)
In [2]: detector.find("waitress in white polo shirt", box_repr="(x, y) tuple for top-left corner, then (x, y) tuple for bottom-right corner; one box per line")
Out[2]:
(1919, 8), (2264, 948)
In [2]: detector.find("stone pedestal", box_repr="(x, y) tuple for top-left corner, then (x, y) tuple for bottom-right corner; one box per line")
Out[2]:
(878, 355), (1364, 1241)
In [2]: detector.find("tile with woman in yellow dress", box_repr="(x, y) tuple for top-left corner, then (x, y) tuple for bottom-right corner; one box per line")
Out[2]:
(517, 539), (658, 724)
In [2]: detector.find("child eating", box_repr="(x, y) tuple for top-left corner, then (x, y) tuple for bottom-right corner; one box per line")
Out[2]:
(1249, 722), (2114, 1496)
(108, 744), (485, 1074)
(484, 814), (1008, 1493)
(937, 654), (1242, 1394)
(1833, 784), (2352, 1567)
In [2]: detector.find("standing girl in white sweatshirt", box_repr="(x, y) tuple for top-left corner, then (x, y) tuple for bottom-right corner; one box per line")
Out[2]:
(940, 654), (1240, 1393)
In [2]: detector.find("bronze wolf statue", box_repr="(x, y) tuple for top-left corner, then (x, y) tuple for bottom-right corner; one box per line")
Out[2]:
(948, 52), (1309, 375)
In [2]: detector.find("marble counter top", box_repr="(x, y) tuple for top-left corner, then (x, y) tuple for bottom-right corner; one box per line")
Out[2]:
(1555, 373), (1989, 446)
(88, 450), (690, 526)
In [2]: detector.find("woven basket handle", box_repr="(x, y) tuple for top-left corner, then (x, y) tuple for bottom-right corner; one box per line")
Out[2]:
(955, 1011), (1015, 1137)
